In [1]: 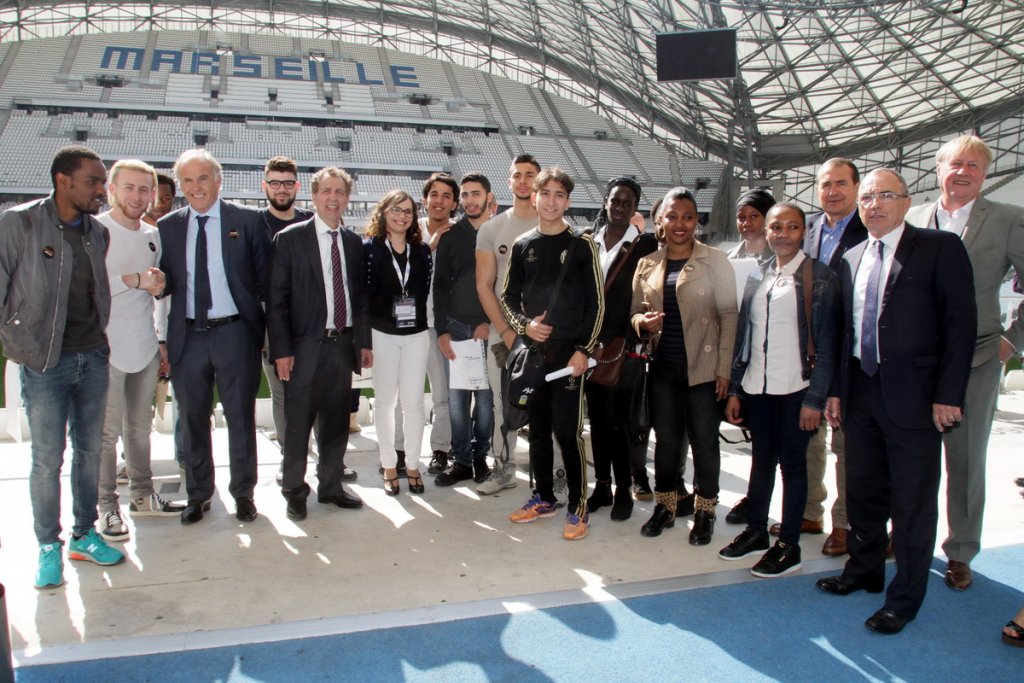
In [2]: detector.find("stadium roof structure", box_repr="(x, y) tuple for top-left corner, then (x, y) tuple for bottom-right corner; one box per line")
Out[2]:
(1, 0), (1023, 196)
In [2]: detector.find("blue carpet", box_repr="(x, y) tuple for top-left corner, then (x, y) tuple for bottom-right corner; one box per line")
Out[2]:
(17, 544), (1023, 682)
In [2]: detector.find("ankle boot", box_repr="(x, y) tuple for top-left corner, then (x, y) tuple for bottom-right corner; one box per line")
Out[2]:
(689, 495), (717, 545)
(609, 485), (634, 521)
(676, 491), (695, 517)
(587, 479), (614, 511)
(641, 491), (677, 537)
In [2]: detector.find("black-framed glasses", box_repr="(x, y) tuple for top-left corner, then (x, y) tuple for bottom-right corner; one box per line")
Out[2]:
(266, 180), (297, 189)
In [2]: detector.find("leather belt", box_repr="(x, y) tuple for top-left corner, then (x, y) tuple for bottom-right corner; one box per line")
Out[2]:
(186, 314), (241, 328)
(323, 328), (349, 340)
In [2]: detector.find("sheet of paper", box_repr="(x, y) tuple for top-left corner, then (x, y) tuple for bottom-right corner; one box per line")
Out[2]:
(449, 338), (490, 391)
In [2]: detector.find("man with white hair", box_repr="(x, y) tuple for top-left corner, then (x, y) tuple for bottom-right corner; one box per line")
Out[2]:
(906, 135), (1024, 591)
(159, 149), (271, 525)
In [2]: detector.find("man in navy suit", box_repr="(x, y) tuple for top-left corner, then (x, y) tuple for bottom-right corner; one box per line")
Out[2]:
(793, 158), (868, 557)
(158, 149), (271, 524)
(267, 167), (370, 520)
(817, 168), (976, 634)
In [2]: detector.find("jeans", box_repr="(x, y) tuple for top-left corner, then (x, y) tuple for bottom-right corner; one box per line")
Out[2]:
(23, 347), (110, 544)
(99, 352), (160, 511)
(648, 359), (721, 497)
(445, 318), (493, 467)
(744, 391), (812, 546)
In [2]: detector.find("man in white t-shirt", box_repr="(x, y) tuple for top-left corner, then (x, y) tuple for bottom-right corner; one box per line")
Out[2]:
(96, 159), (183, 542)
(474, 154), (543, 495)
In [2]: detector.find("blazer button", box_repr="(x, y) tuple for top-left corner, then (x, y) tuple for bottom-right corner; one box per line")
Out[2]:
(698, 289), (705, 296)
(704, 344), (712, 353)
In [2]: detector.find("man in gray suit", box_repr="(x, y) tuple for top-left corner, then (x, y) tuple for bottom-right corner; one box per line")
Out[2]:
(906, 135), (1024, 591)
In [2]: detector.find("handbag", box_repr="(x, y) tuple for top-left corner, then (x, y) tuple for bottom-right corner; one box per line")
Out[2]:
(503, 239), (578, 411)
(586, 239), (635, 387)
(588, 336), (627, 386)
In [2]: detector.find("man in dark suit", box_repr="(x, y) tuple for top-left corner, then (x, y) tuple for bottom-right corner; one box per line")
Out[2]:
(906, 135), (1024, 591)
(159, 149), (271, 524)
(818, 168), (976, 634)
(267, 167), (370, 520)
(793, 158), (868, 557)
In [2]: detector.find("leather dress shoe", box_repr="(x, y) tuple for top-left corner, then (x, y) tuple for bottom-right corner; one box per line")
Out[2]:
(769, 519), (824, 537)
(816, 574), (884, 596)
(821, 528), (848, 556)
(342, 467), (358, 483)
(318, 489), (364, 509)
(181, 499), (211, 525)
(284, 483), (310, 521)
(1014, 477), (1024, 488)
(944, 560), (973, 590)
(235, 497), (258, 522)
(865, 608), (913, 634)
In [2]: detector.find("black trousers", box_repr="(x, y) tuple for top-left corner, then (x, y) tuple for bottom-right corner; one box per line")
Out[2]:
(843, 367), (942, 618)
(281, 331), (355, 499)
(175, 320), (261, 501)
(528, 342), (588, 517)
(584, 381), (633, 489)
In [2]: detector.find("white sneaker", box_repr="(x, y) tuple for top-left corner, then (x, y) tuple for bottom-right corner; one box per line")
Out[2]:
(100, 509), (130, 542)
(476, 463), (518, 495)
(130, 492), (186, 517)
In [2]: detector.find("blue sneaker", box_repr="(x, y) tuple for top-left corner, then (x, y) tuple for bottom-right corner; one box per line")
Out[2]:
(35, 543), (65, 589)
(68, 529), (125, 566)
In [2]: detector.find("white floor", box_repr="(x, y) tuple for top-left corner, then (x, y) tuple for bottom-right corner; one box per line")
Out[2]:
(2, 391), (1023, 667)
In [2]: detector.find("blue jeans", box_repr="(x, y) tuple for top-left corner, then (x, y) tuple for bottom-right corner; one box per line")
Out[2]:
(22, 347), (110, 544)
(445, 317), (493, 467)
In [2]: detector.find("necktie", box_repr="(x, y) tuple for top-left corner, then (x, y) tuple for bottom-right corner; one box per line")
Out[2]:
(194, 214), (211, 330)
(330, 231), (347, 329)
(860, 240), (884, 376)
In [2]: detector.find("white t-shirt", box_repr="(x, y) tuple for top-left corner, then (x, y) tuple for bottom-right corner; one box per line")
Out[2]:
(98, 212), (161, 373)
(476, 208), (538, 343)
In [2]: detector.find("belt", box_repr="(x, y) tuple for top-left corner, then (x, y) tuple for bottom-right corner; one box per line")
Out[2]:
(186, 314), (241, 328)
(323, 328), (349, 340)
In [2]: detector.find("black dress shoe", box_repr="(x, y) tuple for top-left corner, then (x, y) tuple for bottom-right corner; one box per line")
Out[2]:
(342, 467), (358, 483)
(816, 574), (885, 596)
(235, 497), (258, 522)
(283, 484), (310, 521)
(318, 489), (364, 509)
(865, 608), (913, 634)
(180, 499), (211, 525)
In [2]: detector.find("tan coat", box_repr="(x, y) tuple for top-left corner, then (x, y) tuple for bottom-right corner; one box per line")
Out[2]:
(630, 241), (738, 386)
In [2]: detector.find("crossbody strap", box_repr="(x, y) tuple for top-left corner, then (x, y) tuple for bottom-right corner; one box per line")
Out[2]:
(801, 258), (816, 362)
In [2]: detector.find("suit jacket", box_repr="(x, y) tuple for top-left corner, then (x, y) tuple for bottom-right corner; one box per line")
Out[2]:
(906, 196), (1024, 366)
(267, 218), (369, 370)
(835, 225), (976, 430)
(158, 199), (270, 366)
(803, 210), (868, 272)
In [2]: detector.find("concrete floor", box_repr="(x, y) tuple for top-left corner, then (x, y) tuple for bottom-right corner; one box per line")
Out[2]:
(2, 390), (1023, 667)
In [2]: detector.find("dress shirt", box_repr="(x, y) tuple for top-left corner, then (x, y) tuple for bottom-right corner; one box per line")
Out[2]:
(316, 214), (352, 329)
(185, 201), (238, 319)
(741, 251), (809, 396)
(853, 224), (905, 362)
(935, 198), (976, 238)
(596, 225), (639, 279)
(816, 208), (857, 265)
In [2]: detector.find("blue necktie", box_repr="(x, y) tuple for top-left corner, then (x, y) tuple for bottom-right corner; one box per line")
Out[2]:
(194, 215), (211, 330)
(860, 240), (884, 376)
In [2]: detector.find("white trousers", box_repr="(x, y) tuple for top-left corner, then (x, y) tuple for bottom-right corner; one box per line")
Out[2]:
(372, 329), (429, 470)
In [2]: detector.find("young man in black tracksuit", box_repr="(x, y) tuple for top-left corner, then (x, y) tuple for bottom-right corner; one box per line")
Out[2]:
(500, 168), (604, 540)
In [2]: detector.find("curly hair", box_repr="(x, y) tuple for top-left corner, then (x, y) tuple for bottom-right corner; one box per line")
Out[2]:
(365, 189), (422, 246)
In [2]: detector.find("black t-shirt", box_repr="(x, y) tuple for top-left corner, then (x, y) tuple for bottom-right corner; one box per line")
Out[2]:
(656, 258), (688, 365)
(60, 218), (106, 353)
(260, 207), (314, 238)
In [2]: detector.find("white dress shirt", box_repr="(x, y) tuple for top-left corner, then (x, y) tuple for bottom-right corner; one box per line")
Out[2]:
(185, 201), (238, 319)
(935, 197), (976, 238)
(595, 225), (639, 279)
(315, 214), (352, 330)
(853, 224), (905, 362)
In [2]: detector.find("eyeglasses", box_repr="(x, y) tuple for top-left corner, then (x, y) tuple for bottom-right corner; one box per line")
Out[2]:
(857, 192), (908, 205)
(388, 206), (415, 217)
(266, 180), (297, 189)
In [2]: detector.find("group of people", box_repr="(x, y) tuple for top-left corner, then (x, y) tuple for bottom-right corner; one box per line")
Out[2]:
(1, 133), (1021, 638)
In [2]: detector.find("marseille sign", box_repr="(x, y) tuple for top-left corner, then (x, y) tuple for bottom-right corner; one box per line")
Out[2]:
(100, 46), (420, 87)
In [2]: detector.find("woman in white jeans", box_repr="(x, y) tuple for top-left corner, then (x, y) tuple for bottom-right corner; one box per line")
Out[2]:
(363, 190), (433, 495)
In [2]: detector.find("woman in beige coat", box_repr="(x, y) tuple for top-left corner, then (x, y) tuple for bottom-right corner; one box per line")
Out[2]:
(630, 187), (737, 544)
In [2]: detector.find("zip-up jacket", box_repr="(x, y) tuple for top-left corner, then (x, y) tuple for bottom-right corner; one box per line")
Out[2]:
(0, 195), (111, 372)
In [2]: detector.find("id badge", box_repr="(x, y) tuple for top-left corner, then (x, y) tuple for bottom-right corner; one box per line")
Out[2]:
(393, 296), (417, 329)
